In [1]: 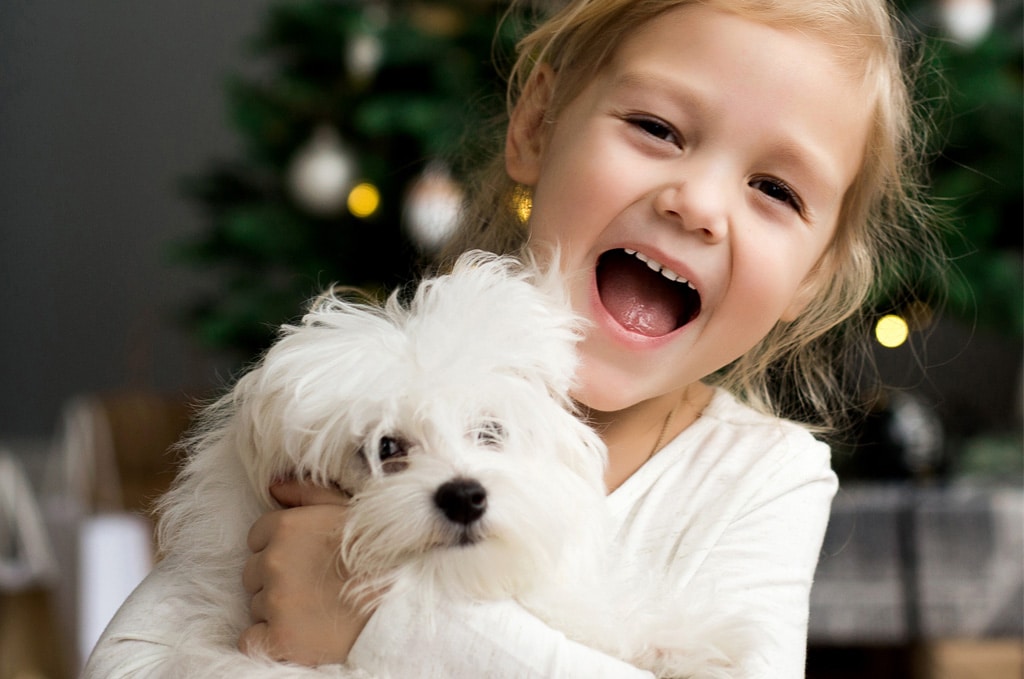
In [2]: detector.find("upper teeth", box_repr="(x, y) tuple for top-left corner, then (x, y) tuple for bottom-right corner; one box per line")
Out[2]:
(624, 249), (695, 289)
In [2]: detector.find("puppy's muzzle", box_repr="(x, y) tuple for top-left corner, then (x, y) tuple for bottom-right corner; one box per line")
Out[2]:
(434, 478), (488, 525)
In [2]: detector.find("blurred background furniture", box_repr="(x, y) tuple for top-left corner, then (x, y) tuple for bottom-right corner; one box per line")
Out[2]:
(2, 391), (191, 679)
(808, 483), (1024, 678)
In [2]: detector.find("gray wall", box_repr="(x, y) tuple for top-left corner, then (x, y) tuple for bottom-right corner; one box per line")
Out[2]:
(1, 2), (272, 439)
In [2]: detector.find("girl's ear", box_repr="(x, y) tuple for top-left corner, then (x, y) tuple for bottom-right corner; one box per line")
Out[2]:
(506, 64), (556, 186)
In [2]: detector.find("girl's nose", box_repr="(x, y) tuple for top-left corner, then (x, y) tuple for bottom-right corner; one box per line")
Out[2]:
(654, 176), (729, 243)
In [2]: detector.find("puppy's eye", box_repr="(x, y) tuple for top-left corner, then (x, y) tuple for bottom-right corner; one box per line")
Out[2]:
(474, 421), (506, 448)
(378, 436), (408, 461)
(363, 436), (410, 474)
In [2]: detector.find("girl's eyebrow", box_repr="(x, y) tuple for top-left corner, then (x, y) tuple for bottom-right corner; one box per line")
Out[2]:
(608, 71), (713, 120)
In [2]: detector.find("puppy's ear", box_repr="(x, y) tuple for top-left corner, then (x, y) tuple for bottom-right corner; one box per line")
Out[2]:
(505, 64), (555, 186)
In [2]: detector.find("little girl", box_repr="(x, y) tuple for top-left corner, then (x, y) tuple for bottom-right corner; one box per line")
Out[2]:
(86, 0), (941, 676)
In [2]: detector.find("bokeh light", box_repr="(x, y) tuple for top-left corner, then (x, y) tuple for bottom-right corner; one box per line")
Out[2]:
(875, 314), (910, 348)
(347, 182), (380, 218)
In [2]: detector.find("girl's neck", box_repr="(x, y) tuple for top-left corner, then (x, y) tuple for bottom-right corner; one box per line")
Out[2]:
(585, 382), (713, 492)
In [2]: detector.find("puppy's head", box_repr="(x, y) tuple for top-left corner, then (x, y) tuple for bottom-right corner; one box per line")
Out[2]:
(223, 252), (607, 596)
(338, 427), (608, 606)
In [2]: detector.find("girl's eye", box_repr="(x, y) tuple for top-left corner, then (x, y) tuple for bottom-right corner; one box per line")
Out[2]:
(626, 115), (679, 146)
(750, 177), (803, 214)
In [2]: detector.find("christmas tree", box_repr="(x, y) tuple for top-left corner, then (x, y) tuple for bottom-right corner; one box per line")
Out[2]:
(900, 0), (1023, 337)
(178, 0), (1022, 363)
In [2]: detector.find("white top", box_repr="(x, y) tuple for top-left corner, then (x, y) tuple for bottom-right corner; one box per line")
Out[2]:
(83, 388), (837, 678)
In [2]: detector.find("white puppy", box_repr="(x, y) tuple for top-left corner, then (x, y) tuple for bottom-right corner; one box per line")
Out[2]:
(154, 251), (738, 678)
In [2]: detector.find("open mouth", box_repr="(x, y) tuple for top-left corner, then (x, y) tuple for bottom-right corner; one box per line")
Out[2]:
(596, 249), (701, 337)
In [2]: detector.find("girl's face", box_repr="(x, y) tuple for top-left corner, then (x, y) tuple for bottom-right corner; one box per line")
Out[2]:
(507, 5), (871, 413)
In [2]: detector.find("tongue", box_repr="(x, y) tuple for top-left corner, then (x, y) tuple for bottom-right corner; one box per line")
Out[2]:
(597, 251), (685, 337)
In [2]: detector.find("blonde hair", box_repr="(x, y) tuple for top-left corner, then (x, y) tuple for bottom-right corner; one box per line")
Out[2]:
(440, 0), (943, 430)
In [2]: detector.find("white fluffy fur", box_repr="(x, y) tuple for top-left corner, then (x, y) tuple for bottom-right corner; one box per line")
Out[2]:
(154, 251), (741, 678)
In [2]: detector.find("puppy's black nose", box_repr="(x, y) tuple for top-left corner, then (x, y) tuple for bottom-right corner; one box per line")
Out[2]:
(434, 478), (487, 525)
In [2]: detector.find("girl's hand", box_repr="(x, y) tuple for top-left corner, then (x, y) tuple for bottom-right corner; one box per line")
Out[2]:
(238, 480), (372, 666)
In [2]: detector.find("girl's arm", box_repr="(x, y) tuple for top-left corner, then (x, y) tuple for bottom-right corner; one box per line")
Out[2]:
(80, 560), (356, 679)
(704, 437), (838, 677)
(81, 482), (363, 679)
(620, 420), (839, 678)
(349, 590), (655, 678)
(80, 563), (187, 679)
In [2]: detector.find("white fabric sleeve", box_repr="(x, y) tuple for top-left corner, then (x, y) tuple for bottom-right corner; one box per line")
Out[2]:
(81, 564), (185, 679)
(85, 562), (652, 678)
(348, 594), (655, 679)
(684, 442), (838, 677)
(81, 563), (358, 679)
(600, 391), (838, 679)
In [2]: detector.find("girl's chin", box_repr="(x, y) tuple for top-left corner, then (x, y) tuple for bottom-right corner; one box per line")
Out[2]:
(569, 365), (656, 415)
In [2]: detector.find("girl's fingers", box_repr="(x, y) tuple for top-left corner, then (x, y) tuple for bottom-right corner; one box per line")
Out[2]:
(245, 508), (281, 554)
(237, 621), (268, 656)
(239, 497), (359, 664)
(270, 479), (350, 507)
(248, 589), (267, 624)
(241, 547), (264, 595)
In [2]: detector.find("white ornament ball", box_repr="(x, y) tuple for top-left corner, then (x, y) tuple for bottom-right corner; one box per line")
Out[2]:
(941, 0), (995, 46)
(287, 126), (356, 216)
(404, 164), (464, 251)
(347, 33), (384, 83)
